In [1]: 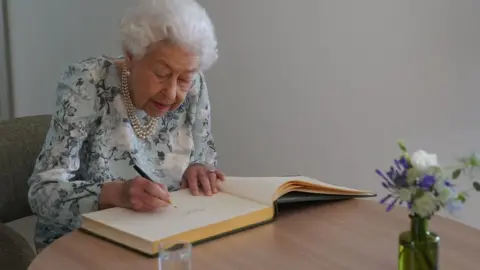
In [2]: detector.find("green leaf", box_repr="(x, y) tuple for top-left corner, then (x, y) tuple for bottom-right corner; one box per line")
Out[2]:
(470, 155), (480, 167)
(406, 168), (418, 184)
(473, 181), (480, 191)
(428, 166), (442, 175)
(457, 192), (468, 203)
(452, 169), (462, 180)
(398, 140), (407, 152)
(413, 189), (425, 201)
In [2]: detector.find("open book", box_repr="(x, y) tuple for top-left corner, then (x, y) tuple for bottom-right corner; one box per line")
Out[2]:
(80, 176), (375, 256)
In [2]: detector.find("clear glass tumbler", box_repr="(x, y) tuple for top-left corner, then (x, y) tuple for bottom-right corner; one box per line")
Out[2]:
(158, 241), (192, 270)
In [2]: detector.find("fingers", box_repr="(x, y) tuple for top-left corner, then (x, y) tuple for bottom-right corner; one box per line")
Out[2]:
(208, 170), (218, 194)
(129, 185), (157, 211)
(180, 179), (188, 189)
(183, 165), (227, 196)
(143, 181), (170, 202)
(191, 168), (212, 196)
(131, 195), (159, 212)
(139, 191), (168, 209)
(156, 182), (169, 192)
(187, 169), (200, 196)
(215, 170), (226, 181)
(198, 169), (213, 196)
(127, 177), (170, 212)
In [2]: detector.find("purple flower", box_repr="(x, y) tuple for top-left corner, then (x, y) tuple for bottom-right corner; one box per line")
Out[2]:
(407, 201), (413, 209)
(376, 156), (412, 211)
(418, 175), (436, 190)
(446, 198), (463, 214)
(396, 156), (410, 170)
(376, 157), (409, 189)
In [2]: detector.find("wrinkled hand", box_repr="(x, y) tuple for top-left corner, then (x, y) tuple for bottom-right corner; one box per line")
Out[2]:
(181, 163), (225, 196)
(120, 176), (171, 211)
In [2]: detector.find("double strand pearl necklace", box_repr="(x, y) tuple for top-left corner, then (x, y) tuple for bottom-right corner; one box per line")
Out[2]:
(121, 66), (158, 140)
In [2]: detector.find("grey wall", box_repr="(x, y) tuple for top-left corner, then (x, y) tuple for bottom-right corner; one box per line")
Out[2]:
(8, 0), (132, 117)
(197, 0), (480, 228)
(7, 0), (480, 230)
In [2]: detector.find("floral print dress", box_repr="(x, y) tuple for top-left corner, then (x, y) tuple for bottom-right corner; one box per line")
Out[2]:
(27, 56), (218, 250)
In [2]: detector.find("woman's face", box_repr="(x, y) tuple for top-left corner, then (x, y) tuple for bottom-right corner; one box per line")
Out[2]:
(124, 41), (199, 117)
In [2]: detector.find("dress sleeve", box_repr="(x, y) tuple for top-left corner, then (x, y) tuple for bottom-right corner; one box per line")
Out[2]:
(27, 63), (102, 226)
(190, 73), (218, 168)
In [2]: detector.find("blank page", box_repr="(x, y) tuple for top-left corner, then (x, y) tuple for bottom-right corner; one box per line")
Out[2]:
(82, 189), (269, 242)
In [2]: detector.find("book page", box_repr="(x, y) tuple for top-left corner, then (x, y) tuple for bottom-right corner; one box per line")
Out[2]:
(218, 176), (303, 205)
(219, 176), (372, 205)
(82, 189), (270, 242)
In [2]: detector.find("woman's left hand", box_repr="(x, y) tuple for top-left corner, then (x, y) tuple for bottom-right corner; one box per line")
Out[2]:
(181, 163), (225, 196)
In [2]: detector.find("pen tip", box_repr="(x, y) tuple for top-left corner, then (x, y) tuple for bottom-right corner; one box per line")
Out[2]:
(168, 200), (177, 208)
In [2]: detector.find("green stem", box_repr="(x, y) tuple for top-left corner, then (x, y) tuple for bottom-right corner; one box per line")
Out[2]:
(399, 215), (439, 270)
(410, 215), (434, 269)
(410, 215), (427, 240)
(413, 246), (434, 270)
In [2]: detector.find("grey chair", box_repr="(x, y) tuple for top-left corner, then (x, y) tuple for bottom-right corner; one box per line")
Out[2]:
(0, 115), (51, 270)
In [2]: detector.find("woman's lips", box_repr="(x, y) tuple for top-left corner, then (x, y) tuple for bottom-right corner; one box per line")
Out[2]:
(151, 101), (171, 111)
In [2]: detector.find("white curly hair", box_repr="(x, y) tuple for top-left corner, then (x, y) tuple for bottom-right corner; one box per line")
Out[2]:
(119, 0), (218, 71)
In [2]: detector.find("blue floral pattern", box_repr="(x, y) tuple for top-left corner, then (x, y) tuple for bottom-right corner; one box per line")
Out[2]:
(27, 56), (217, 250)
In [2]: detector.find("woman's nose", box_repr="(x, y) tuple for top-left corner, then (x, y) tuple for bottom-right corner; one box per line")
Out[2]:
(163, 80), (177, 100)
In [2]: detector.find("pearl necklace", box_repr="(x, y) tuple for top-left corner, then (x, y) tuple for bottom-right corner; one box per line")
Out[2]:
(121, 66), (158, 140)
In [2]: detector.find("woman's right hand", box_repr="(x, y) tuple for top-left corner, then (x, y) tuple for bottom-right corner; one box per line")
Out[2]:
(99, 177), (171, 211)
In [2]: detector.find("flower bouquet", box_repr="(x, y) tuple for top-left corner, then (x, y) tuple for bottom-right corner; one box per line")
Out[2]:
(376, 141), (480, 270)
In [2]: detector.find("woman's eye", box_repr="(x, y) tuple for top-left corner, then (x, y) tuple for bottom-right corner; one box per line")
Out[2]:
(179, 78), (192, 86)
(154, 69), (171, 77)
(179, 74), (193, 82)
(156, 73), (169, 78)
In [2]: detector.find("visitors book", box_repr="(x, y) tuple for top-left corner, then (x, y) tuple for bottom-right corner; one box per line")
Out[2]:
(80, 176), (375, 256)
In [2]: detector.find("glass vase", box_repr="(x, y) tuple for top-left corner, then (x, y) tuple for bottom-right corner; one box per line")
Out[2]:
(398, 214), (440, 270)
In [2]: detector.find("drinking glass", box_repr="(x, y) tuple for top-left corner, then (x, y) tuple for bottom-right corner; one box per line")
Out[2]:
(158, 241), (192, 270)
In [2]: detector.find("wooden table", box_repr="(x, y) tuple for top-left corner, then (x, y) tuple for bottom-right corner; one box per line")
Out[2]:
(28, 199), (480, 270)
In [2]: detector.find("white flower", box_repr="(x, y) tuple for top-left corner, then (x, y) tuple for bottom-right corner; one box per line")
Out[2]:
(437, 187), (452, 204)
(411, 150), (438, 173)
(398, 187), (416, 201)
(412, 192), (438, 217)
(433, 177), (446, 191)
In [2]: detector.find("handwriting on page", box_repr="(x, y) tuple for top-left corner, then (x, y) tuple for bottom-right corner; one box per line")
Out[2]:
(183, 208), (206, 216)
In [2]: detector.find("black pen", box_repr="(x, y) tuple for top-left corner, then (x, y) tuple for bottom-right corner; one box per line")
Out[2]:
(132, 165), (177, 208)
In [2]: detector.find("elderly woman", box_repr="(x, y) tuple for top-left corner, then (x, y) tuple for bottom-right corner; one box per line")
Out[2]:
(27, 0), (224, 252)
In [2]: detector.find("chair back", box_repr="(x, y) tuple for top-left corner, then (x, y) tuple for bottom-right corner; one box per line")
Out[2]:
(0, 115), (51, 223)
